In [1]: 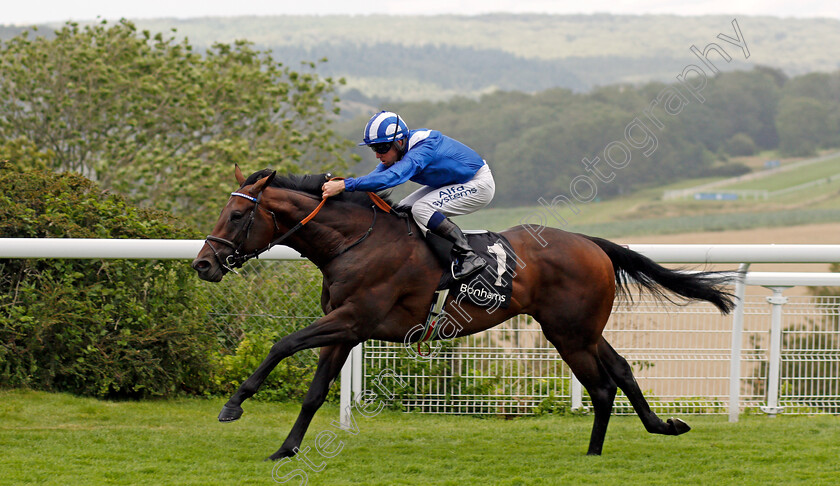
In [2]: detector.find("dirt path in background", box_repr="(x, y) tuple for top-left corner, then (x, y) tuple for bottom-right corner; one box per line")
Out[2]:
(618, 222), (840, 296)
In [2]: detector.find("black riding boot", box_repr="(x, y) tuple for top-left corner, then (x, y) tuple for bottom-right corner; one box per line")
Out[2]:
(431, 218), (487, 280)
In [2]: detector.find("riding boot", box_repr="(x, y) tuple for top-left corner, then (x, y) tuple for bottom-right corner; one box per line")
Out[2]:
(431, 217), (487, 280)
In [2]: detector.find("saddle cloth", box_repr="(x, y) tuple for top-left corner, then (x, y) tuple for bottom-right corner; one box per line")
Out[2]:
(426, 230), (517, 310)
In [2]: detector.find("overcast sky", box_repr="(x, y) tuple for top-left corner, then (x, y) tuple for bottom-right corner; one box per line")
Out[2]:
(3, 0), (839, 25)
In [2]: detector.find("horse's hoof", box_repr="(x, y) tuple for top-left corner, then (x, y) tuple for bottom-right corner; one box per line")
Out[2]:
(218, 404), (244, 422)
(265, 448), (297, 462)
(667, 417), (691, 435)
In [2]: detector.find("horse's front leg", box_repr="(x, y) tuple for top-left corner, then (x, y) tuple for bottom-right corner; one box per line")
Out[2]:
(218, 308), (361, 422)
(266, 343), (353, 461)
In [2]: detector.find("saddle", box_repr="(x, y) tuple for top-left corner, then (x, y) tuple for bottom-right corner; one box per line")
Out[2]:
(425, 230), (517, 309)
(415, 230), (518, 351)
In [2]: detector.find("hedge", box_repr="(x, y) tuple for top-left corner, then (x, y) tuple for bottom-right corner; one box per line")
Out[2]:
(0, 161), (216, 398)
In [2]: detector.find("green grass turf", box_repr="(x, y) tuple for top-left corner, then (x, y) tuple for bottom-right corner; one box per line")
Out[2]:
(721, 155), (840, 192)
(1, 390), (838, 485)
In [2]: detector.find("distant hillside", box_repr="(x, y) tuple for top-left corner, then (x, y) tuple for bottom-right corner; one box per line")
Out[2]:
(3, 16), (838, 215)
(0, 24), (49, 40)
(115, 14), (840, 101)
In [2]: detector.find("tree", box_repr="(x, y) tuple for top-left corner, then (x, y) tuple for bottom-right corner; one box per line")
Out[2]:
(775, 97), (834, 156)
(724, 133), (758, 156)
(0, 138), (53, 171)
(781, 72), (840, 149)
(0, 20), (356, 229)
(700, 70), (781, 150)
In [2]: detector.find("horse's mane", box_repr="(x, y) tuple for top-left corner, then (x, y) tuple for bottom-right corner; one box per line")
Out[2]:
(242, 170), (398, 209)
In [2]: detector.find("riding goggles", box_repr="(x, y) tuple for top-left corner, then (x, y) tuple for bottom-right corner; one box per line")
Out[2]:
(369, 142), (393, 154)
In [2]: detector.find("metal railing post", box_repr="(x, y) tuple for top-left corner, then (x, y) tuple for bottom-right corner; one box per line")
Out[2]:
(351, 343), (363, 403)
(339, 343), (364, 428)
(729, 263), (750, 422)
(760, 286), (790, 417)
(339, 351), (353, 428)
(570, 373), (583, 411)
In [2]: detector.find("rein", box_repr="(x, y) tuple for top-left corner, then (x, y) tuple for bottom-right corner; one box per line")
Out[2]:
(203, 179), (409, 273)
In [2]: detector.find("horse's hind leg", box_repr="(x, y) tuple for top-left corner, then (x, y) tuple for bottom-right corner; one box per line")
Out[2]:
(542, 330), (618, 455)
(597, 338), (691, 436)
(565, 347), (619, 455)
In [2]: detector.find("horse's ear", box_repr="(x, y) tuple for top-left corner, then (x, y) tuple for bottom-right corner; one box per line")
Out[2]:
(250, 170), (276, 195)
(234, 164), (245, 185)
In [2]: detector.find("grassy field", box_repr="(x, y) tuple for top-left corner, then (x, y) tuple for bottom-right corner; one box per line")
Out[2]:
(456, 152), (840, 236)
(721, 154), (840, 192)
(1, 390), (838, 485)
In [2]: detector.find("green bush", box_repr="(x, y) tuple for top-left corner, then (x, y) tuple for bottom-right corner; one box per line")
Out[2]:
(0, 162), (216, 398)
(533, 391), (569, 416)
(724, 133), (759, 156)
(212, 329), (338, 403)
(200, 259), (333, 402)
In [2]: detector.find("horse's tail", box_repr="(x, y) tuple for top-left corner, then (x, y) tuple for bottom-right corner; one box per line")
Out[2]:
(582, 235), (738, 314)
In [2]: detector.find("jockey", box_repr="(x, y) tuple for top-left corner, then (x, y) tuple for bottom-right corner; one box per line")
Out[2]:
(322, 110), (495, 280)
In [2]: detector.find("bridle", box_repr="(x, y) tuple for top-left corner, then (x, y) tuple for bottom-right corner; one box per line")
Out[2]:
(202, 183), (411, 274)
(203, 190), (299, 273)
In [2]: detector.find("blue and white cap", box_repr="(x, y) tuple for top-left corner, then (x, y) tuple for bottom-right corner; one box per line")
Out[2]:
(359, 111), (409, 146)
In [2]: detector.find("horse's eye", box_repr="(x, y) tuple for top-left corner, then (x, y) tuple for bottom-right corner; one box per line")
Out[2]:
(230, 211), (243, 222)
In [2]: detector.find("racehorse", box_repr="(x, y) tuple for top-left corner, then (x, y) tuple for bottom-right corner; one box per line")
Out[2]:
(192, 166), (737, 460)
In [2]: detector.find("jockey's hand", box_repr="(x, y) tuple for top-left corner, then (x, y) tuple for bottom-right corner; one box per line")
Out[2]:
(322, 180), (346, 199)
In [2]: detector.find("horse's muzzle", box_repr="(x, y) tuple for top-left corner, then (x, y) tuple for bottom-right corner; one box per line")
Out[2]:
(191, 257), (225, 282)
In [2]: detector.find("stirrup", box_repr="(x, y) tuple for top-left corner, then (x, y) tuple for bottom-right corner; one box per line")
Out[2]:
(451, 256), (486, 280)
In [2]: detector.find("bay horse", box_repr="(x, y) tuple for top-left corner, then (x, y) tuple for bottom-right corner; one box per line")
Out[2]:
(191, 166), (736, 461)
